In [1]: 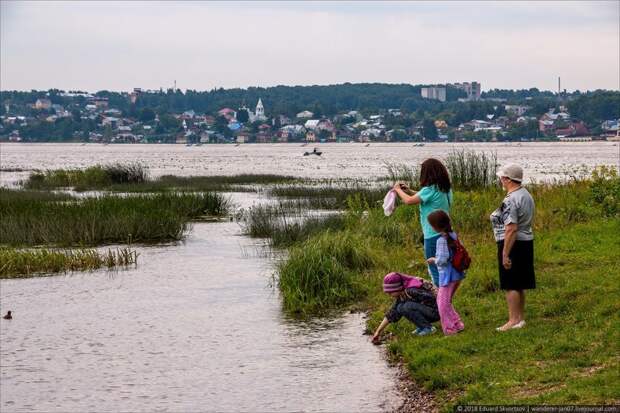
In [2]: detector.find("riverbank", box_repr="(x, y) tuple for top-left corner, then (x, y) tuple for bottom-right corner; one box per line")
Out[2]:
(272, 170), (620, 410)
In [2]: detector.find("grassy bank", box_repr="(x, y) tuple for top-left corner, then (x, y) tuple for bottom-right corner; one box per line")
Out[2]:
(23, 164), (299, 192)
(1, 189), (230, 246)
(273, 169), (620, 408)
(0, 247), (138, 278)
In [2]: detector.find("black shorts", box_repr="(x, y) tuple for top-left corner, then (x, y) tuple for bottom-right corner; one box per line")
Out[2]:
(497, 240), (536, 290)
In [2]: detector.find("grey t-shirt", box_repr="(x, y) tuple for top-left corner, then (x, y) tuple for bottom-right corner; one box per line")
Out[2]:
(490, 187), (535, 242)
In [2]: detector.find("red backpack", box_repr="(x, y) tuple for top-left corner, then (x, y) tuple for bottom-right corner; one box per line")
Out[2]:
(449, 237), (472, 272)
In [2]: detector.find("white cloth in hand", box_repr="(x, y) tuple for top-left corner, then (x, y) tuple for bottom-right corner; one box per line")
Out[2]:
(383, 189), (397, 216)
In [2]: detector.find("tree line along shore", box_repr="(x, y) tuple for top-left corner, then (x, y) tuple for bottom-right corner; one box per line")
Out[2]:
(1, 85), (618, 144)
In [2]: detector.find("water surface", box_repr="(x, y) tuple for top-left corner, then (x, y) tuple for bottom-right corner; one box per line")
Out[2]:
(0, 222), (401, 412)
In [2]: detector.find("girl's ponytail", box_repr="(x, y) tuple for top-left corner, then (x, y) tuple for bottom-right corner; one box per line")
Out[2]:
(427, 210), (456, 248)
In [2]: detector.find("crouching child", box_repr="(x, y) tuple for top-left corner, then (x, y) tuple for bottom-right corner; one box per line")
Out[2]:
(371, 272), (439, 344)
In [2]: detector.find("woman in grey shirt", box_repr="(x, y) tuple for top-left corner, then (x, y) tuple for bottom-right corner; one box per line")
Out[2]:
(490, 164), (535, 331)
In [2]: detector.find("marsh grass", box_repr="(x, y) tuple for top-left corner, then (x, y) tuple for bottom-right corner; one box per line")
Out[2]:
(236, 203), (346, 248)
(269, 184), (387, 210)
(445, 148), (499, 190)
(25, 163), (148, 190)
(1, 190), (230, 246)
(383, 162), (420, 187)
(0, 187), (73, 202)
(0, 246), (138, 278)
(380, 151), (497, 191)
(24, 165), (299, 192)
(276, 231), (378, 313)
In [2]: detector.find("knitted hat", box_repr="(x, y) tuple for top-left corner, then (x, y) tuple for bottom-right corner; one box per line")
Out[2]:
(383, 272), (423, 293)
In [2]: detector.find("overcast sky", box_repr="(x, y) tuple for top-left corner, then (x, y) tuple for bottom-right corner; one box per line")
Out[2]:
(1, 1), (618, 93)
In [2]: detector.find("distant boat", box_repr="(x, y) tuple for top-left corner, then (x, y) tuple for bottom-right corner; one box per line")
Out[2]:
(303, 147), (322, 156)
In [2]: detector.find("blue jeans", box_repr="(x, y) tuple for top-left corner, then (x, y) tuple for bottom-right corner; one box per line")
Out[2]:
(424, 235), (441, 287)
(393, 301), (440, 329)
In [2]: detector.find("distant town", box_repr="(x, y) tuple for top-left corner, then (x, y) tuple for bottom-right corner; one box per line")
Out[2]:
(1, 82), (618, 144)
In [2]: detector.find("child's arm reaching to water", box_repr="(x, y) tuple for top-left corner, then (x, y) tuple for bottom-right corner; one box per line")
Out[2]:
(371, 318), (390, 344)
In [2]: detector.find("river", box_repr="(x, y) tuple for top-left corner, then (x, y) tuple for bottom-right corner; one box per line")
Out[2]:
(0, 142), (618, 186)
(1, 142), (617, 412)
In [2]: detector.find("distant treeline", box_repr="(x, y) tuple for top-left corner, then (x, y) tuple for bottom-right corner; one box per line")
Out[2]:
(1, 84), (618, 126)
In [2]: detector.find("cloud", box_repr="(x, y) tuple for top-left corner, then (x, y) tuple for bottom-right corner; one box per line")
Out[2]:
(1, 1), (618, 92)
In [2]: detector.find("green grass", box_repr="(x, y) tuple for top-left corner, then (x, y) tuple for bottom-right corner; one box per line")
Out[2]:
(237, 203), (346, 248)
(277, 231), (378, 313)
(373, 219), (620, 409)
(0, 187), (73, 202)
(444, 148), (498, 190)
(0, 247), (139, 278)
(381, 152), (498, 191)
(268, 184), (387, 210)
(23, 165), (299, 192)
(1, 190), (230, 246)
(25, 163), (147, 190)
(274, 170), (620, 408)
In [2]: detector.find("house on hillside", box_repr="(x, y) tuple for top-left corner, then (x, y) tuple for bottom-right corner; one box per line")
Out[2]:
(218, 108), (237, 121)
(505, 105), (530, 116)
(555, 121), (589, 137)
(602, 119), (619, 132)
(35, 98), (52, 110)
(538, 110), (570, 133)
(296, 110), (314, 119)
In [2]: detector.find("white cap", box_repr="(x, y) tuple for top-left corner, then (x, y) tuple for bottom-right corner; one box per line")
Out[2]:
(497, 164), (523, 182)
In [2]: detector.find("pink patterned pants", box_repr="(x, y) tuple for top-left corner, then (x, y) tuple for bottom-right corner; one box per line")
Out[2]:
(437, 281), (465, 335)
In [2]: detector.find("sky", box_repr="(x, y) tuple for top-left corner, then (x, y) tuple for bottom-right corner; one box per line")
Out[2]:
(1, 1), (619, 93)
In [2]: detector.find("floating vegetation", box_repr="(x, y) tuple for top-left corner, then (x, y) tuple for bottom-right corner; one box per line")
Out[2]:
(0, 247), (139, 278)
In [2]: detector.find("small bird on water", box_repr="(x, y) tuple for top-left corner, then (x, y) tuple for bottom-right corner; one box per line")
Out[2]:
(3, 311), (12, 320)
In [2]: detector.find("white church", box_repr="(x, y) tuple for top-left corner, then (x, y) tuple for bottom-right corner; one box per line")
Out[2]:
(240, 99), (267, 122)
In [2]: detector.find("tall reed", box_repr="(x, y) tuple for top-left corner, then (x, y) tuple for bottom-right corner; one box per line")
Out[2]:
(276, 231), (377, 313)
(24, 166), (298, 192)
(25, 163), (148, 190)
(269, 184), (386, 210)
(383, 162), (420, 187)
(1, 190), (230, 246)
(0, 247), (138, 278)
(237, 203), (346, 248)
(444, 148), (498, 190)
